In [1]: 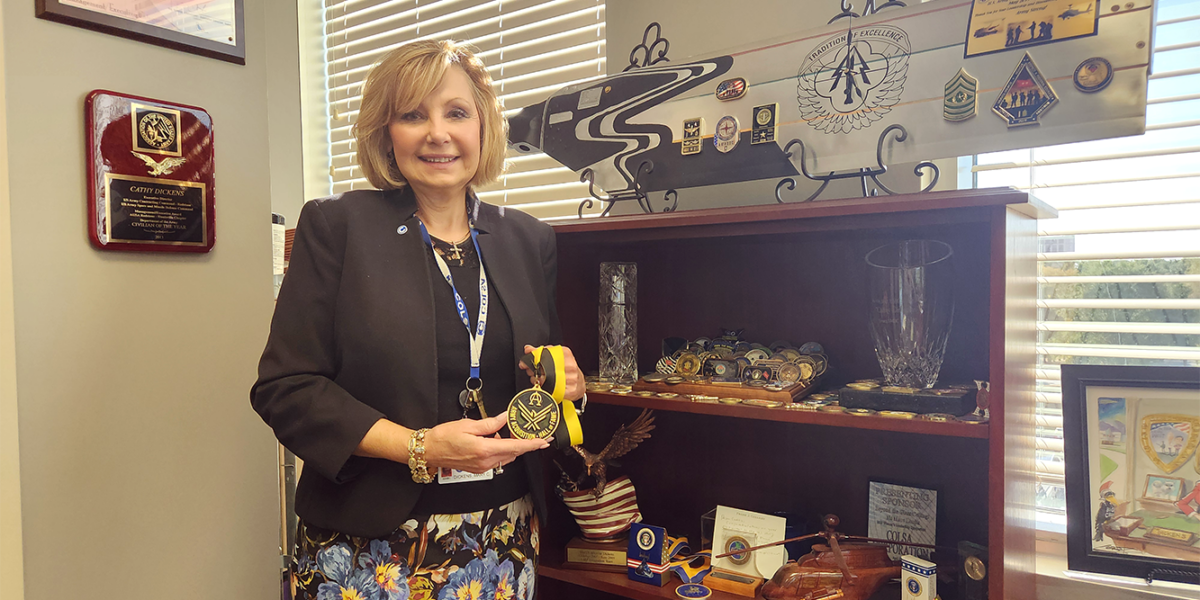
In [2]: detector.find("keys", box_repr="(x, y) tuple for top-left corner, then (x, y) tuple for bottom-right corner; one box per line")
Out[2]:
(459, 385), (502, 475)
(459, 388), (488, 418)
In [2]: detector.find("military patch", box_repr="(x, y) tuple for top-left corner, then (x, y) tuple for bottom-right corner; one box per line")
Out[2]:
(943, 68), (978, 122)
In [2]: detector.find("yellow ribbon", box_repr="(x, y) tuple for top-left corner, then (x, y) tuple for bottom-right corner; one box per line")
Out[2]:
(530, 345), (583, 447)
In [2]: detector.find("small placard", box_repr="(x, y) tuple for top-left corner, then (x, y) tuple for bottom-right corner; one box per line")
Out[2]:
(869, 481), (937, 560)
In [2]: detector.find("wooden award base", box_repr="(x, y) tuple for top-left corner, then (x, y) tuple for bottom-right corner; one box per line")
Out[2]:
(703, 568), (765, 597)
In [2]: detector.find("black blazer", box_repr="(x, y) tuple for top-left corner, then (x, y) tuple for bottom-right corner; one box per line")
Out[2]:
(251, 186), (559, 538)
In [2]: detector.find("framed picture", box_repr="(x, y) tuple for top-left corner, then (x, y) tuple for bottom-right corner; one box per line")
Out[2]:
(36, 0), (245, 65)
(1142, 475), (1185, 504)
(1062, 364), (1200, 584)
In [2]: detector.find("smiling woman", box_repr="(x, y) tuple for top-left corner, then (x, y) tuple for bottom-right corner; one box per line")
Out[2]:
(251, 39), (587, 600)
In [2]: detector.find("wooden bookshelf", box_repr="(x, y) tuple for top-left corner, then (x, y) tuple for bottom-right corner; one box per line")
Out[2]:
(539, 188), (1052, 600)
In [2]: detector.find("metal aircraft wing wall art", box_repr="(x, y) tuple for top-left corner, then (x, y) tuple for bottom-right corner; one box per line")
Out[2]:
(506, 0), (1153, 206)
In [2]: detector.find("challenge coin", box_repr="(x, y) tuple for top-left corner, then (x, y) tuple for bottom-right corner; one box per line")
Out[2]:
(1074, 57), (1113, 93)
(713, 116), (740, 153)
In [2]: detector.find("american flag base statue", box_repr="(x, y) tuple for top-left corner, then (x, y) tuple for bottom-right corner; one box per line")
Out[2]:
(557, 409), (656, 541)
(562, 475), (644, 541)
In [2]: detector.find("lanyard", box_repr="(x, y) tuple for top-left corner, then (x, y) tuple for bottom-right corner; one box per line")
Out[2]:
(417, 220), (488, 382)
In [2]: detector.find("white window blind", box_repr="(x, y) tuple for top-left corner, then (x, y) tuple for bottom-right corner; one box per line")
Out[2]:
(971, 0), (1200, 530)
(322, 0), (607, 220)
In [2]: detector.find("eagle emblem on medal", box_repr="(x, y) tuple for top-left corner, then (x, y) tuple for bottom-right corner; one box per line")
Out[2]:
(796, 22), (910, 134)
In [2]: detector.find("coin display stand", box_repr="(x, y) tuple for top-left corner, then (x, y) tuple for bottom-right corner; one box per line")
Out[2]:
(631, 379), (814, 404)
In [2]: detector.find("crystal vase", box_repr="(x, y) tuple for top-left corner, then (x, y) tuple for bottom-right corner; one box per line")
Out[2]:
(599, 262), (637, 383)
(865, 240), (955, 389)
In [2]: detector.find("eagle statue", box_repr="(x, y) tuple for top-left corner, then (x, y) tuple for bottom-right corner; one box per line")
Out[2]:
(571, 409), (655, 498)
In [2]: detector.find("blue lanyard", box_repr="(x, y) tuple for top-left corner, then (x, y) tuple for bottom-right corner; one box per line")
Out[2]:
(417, 220), (488, 381)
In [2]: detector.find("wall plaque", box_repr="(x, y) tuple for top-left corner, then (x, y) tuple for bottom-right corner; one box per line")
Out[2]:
(86, 90), (215, 253)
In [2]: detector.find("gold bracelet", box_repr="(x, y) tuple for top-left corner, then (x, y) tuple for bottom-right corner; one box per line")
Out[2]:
(407, 428), (434, 484)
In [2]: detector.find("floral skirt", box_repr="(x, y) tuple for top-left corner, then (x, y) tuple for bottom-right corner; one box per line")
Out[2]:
(292, 495), (538, 600)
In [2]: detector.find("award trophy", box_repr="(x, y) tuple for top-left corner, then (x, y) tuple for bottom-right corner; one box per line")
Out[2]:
(599, 262), (637, 383)
(558, 409), (655, 572)
(865, 240), (955, 389)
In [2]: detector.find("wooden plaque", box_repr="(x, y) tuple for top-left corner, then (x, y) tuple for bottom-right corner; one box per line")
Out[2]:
(85, 90), (215, 253)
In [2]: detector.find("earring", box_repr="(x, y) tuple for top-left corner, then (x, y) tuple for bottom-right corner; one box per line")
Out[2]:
(386, 149), (402, 180)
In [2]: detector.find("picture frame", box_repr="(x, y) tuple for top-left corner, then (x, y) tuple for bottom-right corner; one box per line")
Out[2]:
(1141, 474), (1185, 504)
(1062, 364), (1200, 584)
(35, 0), (245, 65)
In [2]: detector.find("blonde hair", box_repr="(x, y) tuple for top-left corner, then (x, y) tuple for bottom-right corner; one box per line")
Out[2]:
(353, 40), (507, 191)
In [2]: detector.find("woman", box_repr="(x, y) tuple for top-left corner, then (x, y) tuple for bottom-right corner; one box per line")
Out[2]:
(251, 40), (584, 600)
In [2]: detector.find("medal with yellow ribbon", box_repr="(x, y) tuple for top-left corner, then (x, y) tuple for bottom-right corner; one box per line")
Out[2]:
(507, 345), (584, 449)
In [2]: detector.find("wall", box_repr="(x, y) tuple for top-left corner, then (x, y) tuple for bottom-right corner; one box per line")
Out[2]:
(0, 1), (25, 599)
(605, 0), (955, 214)
(2, 0), (295, 597)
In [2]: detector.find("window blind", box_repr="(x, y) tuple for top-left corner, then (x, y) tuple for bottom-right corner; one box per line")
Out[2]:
(971, 0), (1200, 529)
(321, 0), (606, 220)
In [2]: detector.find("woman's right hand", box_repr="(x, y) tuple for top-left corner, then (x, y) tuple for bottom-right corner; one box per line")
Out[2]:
(422, 414), (548, 474)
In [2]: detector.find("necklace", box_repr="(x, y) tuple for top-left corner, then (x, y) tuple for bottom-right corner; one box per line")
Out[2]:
(430, 231), (476, 266)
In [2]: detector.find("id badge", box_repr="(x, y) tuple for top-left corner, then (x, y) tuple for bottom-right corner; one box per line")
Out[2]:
(436, 467), (495, 485)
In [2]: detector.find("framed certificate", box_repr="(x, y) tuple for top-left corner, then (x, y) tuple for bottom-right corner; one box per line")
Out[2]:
(36, 0), (245, 64)
(86, 90), (216, 253)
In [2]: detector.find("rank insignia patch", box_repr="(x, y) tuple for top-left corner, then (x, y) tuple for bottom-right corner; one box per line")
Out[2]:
(943, 68), (978, 122)
(993, 53), (1057, 127)
(682, 117), (704, 155)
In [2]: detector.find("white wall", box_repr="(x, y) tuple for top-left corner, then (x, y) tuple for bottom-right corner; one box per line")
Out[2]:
(2, 0), (297, 597)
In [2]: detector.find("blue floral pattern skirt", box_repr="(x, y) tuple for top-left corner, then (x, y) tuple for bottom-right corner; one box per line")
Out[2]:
(292, 495), (538, 600)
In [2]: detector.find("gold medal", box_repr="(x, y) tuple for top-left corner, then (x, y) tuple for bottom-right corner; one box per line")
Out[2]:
(506, 387), (561, 440)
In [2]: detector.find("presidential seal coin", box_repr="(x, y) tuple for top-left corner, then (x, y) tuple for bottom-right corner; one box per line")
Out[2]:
(507, 388), (560, 439)
(713, 116), (740, 153)
(676, 583), (712, 599)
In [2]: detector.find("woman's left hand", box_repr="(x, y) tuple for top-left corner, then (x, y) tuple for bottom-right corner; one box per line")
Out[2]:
(519, 344), (585, 401)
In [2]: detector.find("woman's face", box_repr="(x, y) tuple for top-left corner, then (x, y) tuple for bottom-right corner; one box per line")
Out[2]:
(388, 65), (481, 198)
